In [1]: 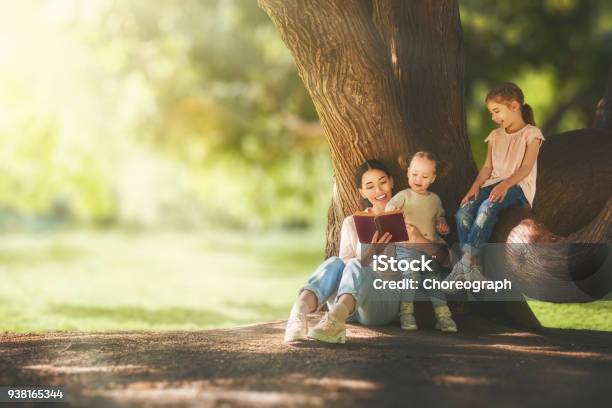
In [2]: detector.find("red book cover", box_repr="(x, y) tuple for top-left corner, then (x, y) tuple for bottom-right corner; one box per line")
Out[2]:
(353, 209), (409, 243)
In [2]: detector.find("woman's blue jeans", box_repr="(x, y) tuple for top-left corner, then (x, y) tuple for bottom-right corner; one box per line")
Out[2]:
(455, 182), (528, 256)
(301, 256), (401, 325)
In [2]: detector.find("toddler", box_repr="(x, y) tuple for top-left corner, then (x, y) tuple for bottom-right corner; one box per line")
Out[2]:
(386, 152), (457, 332)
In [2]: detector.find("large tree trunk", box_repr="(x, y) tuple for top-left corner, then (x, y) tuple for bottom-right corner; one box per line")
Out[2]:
(371, 0), (476, 214)
(259, 0), (611, 330)
(258, 0), (475, 257)
(258, 0), (415, 258)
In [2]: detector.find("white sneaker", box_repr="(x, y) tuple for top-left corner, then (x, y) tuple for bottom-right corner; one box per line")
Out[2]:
(465, 264), (486, 283)
(434, 306), (458, 332)
(400, 313), (418, 331)
(435, 316), (458, 332)
(307, 313), (346, 343)
(443, 260), (470, 293)
(284, 312), (308, 343)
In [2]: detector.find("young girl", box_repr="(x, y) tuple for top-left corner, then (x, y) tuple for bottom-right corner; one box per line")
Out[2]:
(446, 82), (545, 284)
(386, 152), (457, 332)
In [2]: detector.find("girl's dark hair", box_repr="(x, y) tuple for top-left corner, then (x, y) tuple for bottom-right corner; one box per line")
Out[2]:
(398, 151), (449, 178)
(355, 159), (392, 209)
(486, 82), (535, 126)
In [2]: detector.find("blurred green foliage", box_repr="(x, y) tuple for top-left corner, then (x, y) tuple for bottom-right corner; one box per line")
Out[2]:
(461, 0), (612, 164)
(0, 0), (331, 229)
(0, 0), (610, 227)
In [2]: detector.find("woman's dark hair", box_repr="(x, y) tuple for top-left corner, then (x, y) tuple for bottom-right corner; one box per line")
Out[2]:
(397, 151), (449, 178)
(355, 159), (392, 209)
(486, 82), (536, 126)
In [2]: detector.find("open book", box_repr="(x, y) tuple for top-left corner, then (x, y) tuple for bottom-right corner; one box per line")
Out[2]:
(353, 209), (408, 243)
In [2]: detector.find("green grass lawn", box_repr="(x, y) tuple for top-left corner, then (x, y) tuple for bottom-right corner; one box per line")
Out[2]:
(528, 300), (612, 331)
(0, 228), (610, 332)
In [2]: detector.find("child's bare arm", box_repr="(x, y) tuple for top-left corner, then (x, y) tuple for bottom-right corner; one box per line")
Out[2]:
(462, 144), (493, 206)
(436, 217), (449, 235)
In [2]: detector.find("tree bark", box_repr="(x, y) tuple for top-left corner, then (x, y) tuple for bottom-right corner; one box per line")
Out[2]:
(534, 128), (612, 236)
(372, 0), (476, 212)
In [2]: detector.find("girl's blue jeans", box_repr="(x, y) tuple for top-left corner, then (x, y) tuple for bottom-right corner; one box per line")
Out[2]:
(455, 182), (528, 256)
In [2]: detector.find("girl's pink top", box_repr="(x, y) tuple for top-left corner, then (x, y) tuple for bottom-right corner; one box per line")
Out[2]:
(482, 124), (545, 207)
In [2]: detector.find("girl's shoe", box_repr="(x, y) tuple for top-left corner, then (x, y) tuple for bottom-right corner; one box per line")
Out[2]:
(434, 306), (457, 332)
(466, 264), (486, 282)
(307, 313), (346, 343)
(443, 260), (470, 293)
(284, 312), (308, 343)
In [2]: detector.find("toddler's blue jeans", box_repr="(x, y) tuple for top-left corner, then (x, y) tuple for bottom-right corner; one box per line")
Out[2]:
(395, 246), (448, 308)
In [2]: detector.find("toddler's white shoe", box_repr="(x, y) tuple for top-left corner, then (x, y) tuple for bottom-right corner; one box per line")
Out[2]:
(399, 301), (418, 330)
(400, 313), (418, 331)
(434, 306), (458, 332)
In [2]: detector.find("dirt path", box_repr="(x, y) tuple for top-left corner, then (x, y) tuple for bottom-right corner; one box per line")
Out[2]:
(2, 316), (612, 407)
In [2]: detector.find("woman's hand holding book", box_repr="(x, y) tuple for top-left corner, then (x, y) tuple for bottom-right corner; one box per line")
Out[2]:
(362, 231), (393, 265)
(371, 230), (392, 244)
